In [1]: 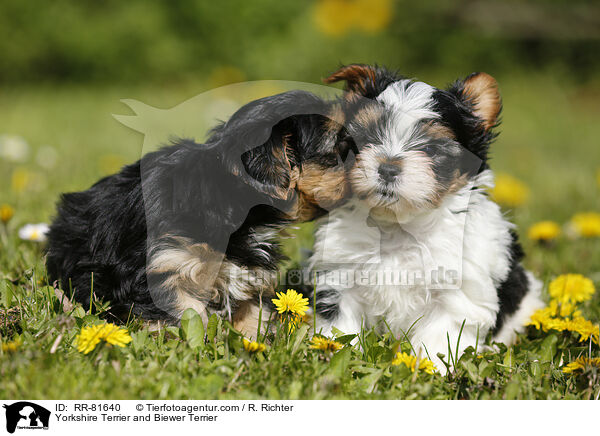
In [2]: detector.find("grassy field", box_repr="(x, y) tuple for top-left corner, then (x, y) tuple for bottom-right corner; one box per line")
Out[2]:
(1, 72), (599, 399)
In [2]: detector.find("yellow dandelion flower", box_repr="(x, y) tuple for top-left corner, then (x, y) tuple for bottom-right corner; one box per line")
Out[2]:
(562, 356), (600, 374)
(527, 302), (563, 330)
(313, 0), (356, 37)
(75, 323), (132, 354)
(527, 221), (560, 242)
(1, 338), (22, 353)
(0, 204), (14, 224)
(489, 173), (530, 208)
(279, 313), (307, 333)
(556, 300), (581, 318)
(310, 336), (343, 352)
(527, 298), (599, 343)
(272, 289), (309, 317)
(242, 338), (266, 353)
(312, 0), (392, 37)
(354, 0), (393, 33)
(565, 316), (600, 344)
(549, 274), (595, 304)
(391, 352), (437, 375)
(569, 212), (600, 238)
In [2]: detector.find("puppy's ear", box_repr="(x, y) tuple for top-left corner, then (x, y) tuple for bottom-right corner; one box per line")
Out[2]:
(456, 72), (501, 131)
(219, 90), (327, 200)
(324, 64), (397, 99)
(324, 64), (377, 94)
(240, 118), (299, 200)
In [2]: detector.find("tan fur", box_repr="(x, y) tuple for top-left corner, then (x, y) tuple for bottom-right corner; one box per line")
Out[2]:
(324, 64), (376, 94)
(427, 172), (470, 208)
(424, 121), (456, 140)
(375, 155), (404, 167)
(289, 192), (325, 222)
(269, 135), (294, 199)
(325, 104), (346, 131)
(233, 300), (272, 339)
(447, 172), (470, 194)
(148, 236), (276, 319)
(143, 320), (168, 332)
(355, 104), (385, 128)
(297, 163), (349, 211)
(148, 239), (223, 297)
(462, 73), (501, 131)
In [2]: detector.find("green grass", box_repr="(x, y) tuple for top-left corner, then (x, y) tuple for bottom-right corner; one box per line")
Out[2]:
(1, 72), (599, 399)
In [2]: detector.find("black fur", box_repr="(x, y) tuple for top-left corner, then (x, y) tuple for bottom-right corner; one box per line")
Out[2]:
(46, 90), (342, 323)
(432, 84), (500, 174)
(492, 231), (530, 334)
(314, 288), (341, 321)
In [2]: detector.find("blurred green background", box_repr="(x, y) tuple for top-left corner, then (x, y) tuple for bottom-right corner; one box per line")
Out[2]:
(1, 0), (599, 282)
(1, 0), (599, 84)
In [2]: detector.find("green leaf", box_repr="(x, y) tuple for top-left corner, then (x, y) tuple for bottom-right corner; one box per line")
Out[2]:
(0, 280), (14, 308)
(479, 360), (494, 378)
(335, 334), (358, 345)
(462, 360), (479, 383)
(539, 334), (558, 363)
(291, 323), (310, 356)
(359, 368), (384, 394)
(82, 314), (100, 325)
(503, 347), (514, 371)
(180, 308), (205, 349)
(206, 313), (218, 343)
(367, 345), (387, 363)
(165, 326), (181, 339)
(529, 361), (542, 380)
(72, 305), (86, 319)
(331, 326), (345, 337)
(131, 330), (149, 354)
(328, 346), (352, 378)
(504, 381), (520, 400)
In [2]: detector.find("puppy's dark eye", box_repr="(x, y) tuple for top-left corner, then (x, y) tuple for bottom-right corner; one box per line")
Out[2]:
(336, 138), (358, 161)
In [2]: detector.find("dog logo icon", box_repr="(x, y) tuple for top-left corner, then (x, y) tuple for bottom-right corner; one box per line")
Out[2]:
(2, 402), (50, 433)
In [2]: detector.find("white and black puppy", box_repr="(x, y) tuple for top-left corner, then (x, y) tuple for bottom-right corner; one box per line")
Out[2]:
(309, 64), (544, 370)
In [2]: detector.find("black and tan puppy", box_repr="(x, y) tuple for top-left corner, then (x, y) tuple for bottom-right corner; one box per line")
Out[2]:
(46, 90), (349, 335)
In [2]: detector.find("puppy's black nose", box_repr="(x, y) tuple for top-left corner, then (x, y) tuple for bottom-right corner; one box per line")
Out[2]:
(378, 163), (401, 183)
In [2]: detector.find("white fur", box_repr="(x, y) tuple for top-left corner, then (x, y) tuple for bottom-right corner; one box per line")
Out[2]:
(374, 80), (439, 164)
(492, 271), (545, 344)
(377, 80), (438, 123)
(309, 170), (543, 372)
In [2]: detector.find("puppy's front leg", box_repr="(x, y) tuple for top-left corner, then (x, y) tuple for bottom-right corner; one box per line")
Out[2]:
(233, 300), (274, 339)
(410, 312), (485, 375)
(313, 287), (364, 338)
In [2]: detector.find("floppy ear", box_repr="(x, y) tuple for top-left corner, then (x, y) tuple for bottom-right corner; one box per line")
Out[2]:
(458, 72), (501, 131)
(240, 118), (299, 200)
(324, 64), (377, 94)
(324, 64), (397, 99)
(217, 90), (328, 200)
